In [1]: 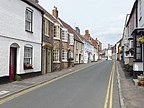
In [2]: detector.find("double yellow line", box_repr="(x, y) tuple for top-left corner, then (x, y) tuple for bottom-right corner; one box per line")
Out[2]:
(104, 62), (115, 108)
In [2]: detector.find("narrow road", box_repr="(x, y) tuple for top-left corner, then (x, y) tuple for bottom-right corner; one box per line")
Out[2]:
(0, 60), (120, 108)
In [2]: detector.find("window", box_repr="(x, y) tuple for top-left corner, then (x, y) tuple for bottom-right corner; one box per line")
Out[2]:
(54, 25), (60, 38)
(69, 33), (74, 45)
(54, 26), (56, 37)
(69, 51), (74, 58)
(135, 35), (142, 61)
(62, 49), (67, 61)
(44, 19), (50, 36)
(24, 46), (33, 69)
(61, 29), (68, 42)
(53, 49), (59, 61)
(76, 42), (78, 49)
(25, 8), (33, 32)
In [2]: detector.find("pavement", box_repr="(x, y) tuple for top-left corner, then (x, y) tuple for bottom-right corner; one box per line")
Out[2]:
(0, 60), (144, 108)
(116, 61), (144, 108)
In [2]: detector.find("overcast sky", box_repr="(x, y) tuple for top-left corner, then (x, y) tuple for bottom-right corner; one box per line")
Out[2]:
(39, 0), (135, 48)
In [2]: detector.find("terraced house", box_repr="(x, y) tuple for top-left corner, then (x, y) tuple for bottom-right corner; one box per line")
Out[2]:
(0, 0), (43, 81)
(59, 19), (75, 68)
(120, 0), (144, 78)
(37, 5), (57, 74)
(83, 30), (99, 63)
(51, 7), (62, 71)
(74, 27), (84, 64)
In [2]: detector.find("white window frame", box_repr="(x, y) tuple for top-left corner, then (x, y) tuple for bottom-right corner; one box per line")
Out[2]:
(25, 8), (33, 32)
(69, 33), (74, 45)
(24, 45), (33, 69)
(62, 49), (67, 61)
(53, 49), (59, 62)
(61, 28), (68, 42)
(69, 51), (74, 58)
(54, 25), (60, 39)
(44, 18), (49, 36)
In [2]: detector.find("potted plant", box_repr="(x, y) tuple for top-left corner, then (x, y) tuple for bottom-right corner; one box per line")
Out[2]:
(15, 75), (22, 81)
(137, 36), (144, 44)
(129, 48), (134, 55)
(138, 75), (144, 86)
(24, 63), (33, 69)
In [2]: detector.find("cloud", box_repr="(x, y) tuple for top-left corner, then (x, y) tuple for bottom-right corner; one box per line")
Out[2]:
(98, 33), (122, 48)
(110, 14), (125, 21)
(98, 27), (122, 35)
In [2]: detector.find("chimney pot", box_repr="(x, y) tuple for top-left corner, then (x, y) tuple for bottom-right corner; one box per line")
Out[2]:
(52, 6), (58, 18)
(75, 27), (80, 34)
(85, 30), (89, 35)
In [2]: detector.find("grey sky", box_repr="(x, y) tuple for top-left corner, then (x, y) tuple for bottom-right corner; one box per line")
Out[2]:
(39, 0), (135, 48)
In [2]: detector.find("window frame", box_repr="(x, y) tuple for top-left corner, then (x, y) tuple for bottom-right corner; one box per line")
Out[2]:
(24, 45), (33, 69)
(69, 33), (74, 45)
(44, 18), (50, 36)
(25, 7), (33, 33)
(135, 35), (142, 61)
(61, 49), (67, 61)
(54, 25), (60, 39)
(53, 49), (59, 62)
(61, 28), (68, 42)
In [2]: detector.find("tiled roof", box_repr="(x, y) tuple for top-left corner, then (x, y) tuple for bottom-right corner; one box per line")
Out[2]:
(36, 5), (60, 24)
(59, 18), (83, 43)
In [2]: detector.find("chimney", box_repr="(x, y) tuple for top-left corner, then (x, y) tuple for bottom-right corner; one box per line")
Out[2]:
(84, 30), (90, 40)
(75, 27), (80, 34)
(31, 0), (39, 3)
(85, 30), (89, 35)
(52, 6), (58, 18)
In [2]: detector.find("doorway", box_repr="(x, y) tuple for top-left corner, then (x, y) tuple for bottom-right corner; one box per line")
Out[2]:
(79, 54), (81, 64)
(9, 47), (17, 81)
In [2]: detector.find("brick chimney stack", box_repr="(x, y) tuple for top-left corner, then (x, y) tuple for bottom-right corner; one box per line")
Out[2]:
(85, 30), (89, 35)
(75, 27), (80, 34)
(84, 30), (90, 40)
(52, 6), (58, 18)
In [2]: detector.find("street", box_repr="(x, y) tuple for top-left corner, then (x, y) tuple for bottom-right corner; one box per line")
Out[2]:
(0, 60), (120, 108)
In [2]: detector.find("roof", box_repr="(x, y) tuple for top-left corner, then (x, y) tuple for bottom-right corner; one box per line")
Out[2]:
(36, 4), (59, 24)
(126, 0), (138, 27)
(22, 0), (44, 14)
(59, 18), (83, 43)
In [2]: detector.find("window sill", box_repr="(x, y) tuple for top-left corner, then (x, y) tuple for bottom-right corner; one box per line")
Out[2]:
(62, 40), (68, 42)
(44, 34), (50, 37)
(24, 67), (33, 70)
(54, 37), (60, 40)
(62, 60), (68, 62)
(25, 30), (33, 33)
(53, 61), (61, 63)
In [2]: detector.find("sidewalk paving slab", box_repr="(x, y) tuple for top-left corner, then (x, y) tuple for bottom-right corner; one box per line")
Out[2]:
(117, 61), (144, 108)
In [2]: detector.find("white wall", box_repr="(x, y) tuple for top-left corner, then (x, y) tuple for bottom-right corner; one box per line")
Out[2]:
(0, 0), (42, 77)
(0, 0), (42, 43)
(133, 62), (143, 71)
(138, 0), (144, 27)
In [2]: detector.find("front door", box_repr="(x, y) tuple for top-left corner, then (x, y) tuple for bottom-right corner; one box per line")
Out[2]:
(47, 50), (51, 73)
(79, 54), (81, 64)
(42, 48), (46, 74)
(9, 47), (17, 81)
